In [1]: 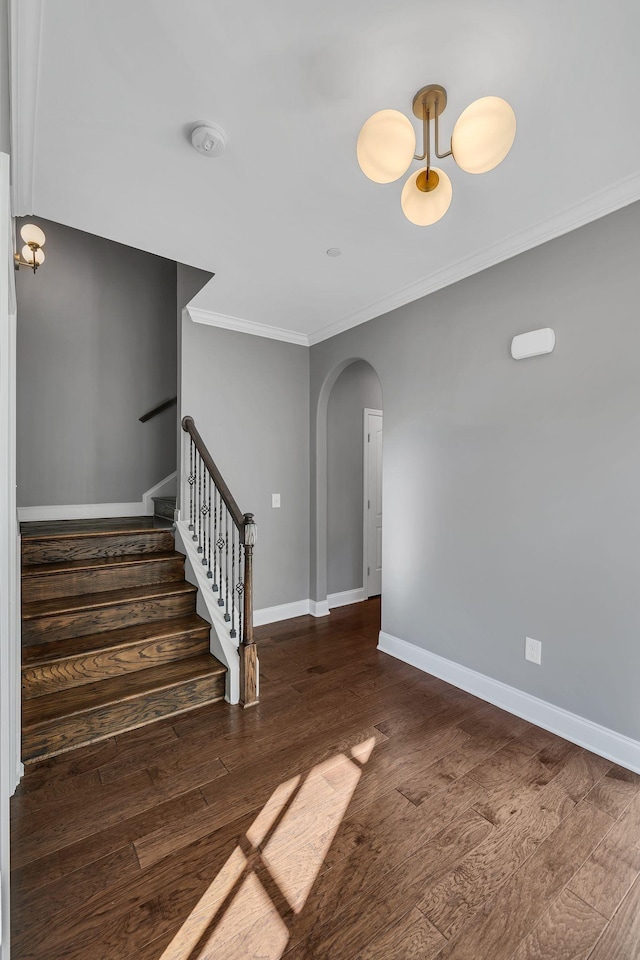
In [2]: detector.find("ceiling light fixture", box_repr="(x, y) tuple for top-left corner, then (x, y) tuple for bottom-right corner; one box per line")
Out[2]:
(14, 223), (46, 273)
(357, 85), (516, 225)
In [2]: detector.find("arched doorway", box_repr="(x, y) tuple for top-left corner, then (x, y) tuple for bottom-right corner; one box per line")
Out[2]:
(313, 358), (383, 611)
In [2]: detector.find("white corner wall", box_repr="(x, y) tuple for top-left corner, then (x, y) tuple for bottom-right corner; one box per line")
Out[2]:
(0, 148), (21, 960)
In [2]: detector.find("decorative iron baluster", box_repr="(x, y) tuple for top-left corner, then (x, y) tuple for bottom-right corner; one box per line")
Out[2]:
(201, 470), (209, 565)
(212, 484), (219, 592)
(224, 505), (231, 621)
(196, 453), (203, 550)
(192, 453), (199, 542)
(217, 495), (225, 607)
(236, 541), (244, 646)
(188, 438), (195, 531)
(206, 473), (213, 577)
(230, 525), (237, 637)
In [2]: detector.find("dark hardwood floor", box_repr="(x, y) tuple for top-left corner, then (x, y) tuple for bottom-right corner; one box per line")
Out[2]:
(10, 599), (640, 959)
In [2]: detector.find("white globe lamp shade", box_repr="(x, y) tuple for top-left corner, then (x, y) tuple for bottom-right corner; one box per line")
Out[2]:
(22, 244), (45, 266)
(20, 223), (46, 246)
(357, 109), (416, 184)
(401, 167), (452, 226)
(451, 96), (516, 174)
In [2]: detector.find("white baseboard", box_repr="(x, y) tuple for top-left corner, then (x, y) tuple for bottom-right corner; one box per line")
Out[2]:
(309, 599), (330, 618)
(17, 502), (147, 522)
(328, 587), (365, 609)
(254, 597), (333, 626)
(378, 631), (640, 775)
(254, 599), (314, 627)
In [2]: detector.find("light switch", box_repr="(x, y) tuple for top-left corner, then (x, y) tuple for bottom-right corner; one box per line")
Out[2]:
(272, 493), (281, 508)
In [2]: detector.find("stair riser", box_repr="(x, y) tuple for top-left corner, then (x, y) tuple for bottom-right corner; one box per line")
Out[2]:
(153, 501), (175, 521)
(22, 593), (197, 646)
(22, 531), (175, 566)
(22, 631), (210, 699)
(23, 673), (226, 761)
(22, 556), (185, 603)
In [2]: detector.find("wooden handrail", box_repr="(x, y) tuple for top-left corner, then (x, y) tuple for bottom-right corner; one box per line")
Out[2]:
(181, 416), (244, 530)
(139, 396), (177, 423)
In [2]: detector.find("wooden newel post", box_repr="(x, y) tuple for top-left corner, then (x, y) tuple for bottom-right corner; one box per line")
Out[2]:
(240, 513), (258, 707)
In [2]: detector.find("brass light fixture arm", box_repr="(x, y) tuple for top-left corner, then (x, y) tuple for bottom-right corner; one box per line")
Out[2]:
(413, 102), (432, 178)
(14, 241), (40, 274)
(14, 256), (36, 272)
(413, 104), (427, 162)
(434, 107), (452, 160)
(412, 85), (450, 169)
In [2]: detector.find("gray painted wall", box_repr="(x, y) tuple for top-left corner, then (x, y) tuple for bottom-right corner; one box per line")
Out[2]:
(16, 218), (177, 505)
(311, 200), (640, 741)
(181, 319), (310, 611)
(0, 0), (9, 154)
(327, 360), (382, 595)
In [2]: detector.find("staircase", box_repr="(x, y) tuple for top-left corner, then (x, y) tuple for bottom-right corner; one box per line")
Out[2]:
(20, 516), (227, 762)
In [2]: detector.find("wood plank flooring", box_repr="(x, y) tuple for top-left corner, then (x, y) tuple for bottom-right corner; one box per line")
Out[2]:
(10, 599), (640, 959)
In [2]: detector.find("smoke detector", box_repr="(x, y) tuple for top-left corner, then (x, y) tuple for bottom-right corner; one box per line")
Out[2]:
(191, 122), (227, 158)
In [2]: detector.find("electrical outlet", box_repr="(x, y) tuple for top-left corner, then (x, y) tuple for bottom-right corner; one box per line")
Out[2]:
(272, 493), (281, 508)
(525, 636), (542, 665)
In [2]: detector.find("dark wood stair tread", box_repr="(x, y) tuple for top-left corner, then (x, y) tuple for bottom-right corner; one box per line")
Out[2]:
(22, 654), (227, 729)
(22, 581), (197, 622)
(22, 551), (184, 579)
(22, 614), (210, 667)
(20, 516), (173, 539)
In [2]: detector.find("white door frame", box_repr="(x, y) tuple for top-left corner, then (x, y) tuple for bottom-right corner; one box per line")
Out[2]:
(362, 408), (383, 600)
(1, 149), (21, 960)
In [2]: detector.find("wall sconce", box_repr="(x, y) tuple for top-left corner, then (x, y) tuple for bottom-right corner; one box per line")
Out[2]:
(14, 223), (46, 273)
(357, 85), (516, 225)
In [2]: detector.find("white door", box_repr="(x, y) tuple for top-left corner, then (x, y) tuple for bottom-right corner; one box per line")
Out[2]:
(364, 409), (383, 598)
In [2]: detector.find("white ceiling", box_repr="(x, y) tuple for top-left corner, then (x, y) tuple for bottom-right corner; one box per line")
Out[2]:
(13, 0), (640, 343)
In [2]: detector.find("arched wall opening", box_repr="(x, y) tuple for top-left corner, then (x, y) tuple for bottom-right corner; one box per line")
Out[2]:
(312, 357), (383, 608)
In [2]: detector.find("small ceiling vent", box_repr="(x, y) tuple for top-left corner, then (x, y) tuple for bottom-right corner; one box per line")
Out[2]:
(191, 122), (227, 158)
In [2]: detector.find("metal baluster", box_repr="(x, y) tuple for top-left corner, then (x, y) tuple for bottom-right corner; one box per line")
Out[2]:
(212, 484), (219, 592)
(188, 438), (195, 531)
(206, 473), (213, 578)
(236, 541), (243, 646)
(224, 506), (231, 621)
(201, 467), (209, 565)
(230, 524), (236, 637)
(217, 495), (224, 607)
(192, 453), (199, 542)
(196, 454), (203, 550)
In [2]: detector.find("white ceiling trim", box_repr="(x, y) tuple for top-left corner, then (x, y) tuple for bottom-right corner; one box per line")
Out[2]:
(187, 168), (640, 349)
(187, 305), (310, 346)
(9, 0), (43, 215)
(307, 168), (640, 345)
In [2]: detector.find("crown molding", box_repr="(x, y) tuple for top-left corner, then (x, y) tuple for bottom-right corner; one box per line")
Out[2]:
(10, 0), (44, 215)
(307, 168), (640, 345)
(187, 305), (310, 346)
(188, 170), (640, 350)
